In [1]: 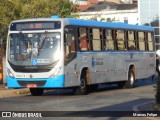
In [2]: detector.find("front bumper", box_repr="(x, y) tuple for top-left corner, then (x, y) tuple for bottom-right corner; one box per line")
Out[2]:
(6, 74), (65, 88)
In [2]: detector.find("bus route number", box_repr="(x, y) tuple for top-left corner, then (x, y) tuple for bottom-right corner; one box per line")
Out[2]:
(16, 74), (25, 78)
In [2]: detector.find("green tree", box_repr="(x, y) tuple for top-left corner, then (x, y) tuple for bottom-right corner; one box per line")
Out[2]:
(0, 0), (78, 43)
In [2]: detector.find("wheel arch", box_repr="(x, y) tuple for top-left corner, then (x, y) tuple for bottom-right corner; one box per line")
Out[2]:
(79, 67), (90, 85)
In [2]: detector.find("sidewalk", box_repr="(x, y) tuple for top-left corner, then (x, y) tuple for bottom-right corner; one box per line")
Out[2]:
(0, 84), (30, 98)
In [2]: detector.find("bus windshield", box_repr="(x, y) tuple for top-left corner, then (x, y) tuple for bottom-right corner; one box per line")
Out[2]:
(8, 32), (61, 66)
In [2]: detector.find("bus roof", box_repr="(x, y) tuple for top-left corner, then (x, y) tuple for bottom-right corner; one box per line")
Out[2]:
(65, 18), (154, 32)
(10, 18), (154, 32)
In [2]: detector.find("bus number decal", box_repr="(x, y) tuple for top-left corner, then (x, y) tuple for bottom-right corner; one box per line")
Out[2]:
(16, 74), (25, 78)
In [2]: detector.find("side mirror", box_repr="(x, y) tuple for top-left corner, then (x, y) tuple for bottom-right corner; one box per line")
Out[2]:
(66, 33), (72, 46)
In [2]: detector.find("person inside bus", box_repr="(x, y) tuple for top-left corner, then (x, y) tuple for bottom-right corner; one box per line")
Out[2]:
(79, 35), (89, 51)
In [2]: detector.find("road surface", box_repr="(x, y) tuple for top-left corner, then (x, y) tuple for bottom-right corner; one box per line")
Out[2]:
(0, 76), (158, 120)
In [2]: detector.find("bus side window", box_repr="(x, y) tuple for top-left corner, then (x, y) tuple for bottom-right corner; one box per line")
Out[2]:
(65, 34), (75, 55)
(116, 30), (125, 51)
(128, 31), (136, 50)
(79, 28), (89, 51)
(92, 28), (101, 51)
(64, 34), (70, 57)
(148, 32), (154, 51)
(105, 29), (114, 50)
(138, 32), (145, 51)
(64, 26), (76, 64)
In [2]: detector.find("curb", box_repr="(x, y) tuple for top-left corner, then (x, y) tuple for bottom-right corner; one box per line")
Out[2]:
(16, 89), (30, 95)
(0, 87), (30, 98)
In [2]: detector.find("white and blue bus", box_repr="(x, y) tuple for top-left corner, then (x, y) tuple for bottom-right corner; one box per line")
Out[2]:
(6, 17), (156, 95)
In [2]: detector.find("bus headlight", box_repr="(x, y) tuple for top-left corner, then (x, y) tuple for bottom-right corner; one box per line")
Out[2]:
(7, 69), (15, 78)
(50, 67), (62, 78)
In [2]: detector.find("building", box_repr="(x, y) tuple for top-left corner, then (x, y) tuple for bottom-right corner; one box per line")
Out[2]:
(71, 0), (138, 5)
(77, 1), (138, 25)
(74, 0), (137, 11)
(70, 0), (88, 5)
(138, 0), (160, 49)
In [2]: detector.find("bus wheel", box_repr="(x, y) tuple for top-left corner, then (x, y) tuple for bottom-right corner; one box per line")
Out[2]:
(124, 70), (135, 88)
(74, 78), (87, 95)
(30, 88), (44, 96)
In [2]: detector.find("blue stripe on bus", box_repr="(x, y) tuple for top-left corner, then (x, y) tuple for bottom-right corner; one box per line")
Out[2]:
(6, 74), (65, 88)
(65, 18), (154, 32)
(6, 76), (23, 88)
(77, 51), (156, 55)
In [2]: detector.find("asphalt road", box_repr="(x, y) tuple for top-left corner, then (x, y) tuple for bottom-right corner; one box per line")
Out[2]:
(0, 76), (158, 120)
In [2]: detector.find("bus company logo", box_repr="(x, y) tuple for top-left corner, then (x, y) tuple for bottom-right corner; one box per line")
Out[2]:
(91, 55), (95, 68)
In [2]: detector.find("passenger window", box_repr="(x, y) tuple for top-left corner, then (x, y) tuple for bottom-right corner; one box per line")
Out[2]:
(128, 31), (136, 50)
(148, 32), (154, 51)
(92, 28), (101, 51)
(138, 32), (145, 51)
(64, 26), (76, 65)
(116, 30), (125, 50)
(105, 29), (114, 50)
(79, 28), (89, 51)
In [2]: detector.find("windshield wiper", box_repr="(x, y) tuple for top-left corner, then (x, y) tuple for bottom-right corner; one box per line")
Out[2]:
(38, 32), (48, 49)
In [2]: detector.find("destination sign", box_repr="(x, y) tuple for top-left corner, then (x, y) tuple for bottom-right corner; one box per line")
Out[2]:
(10, 21), (61, 31)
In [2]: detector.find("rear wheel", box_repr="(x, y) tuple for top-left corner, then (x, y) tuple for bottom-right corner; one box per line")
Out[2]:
(30, 88), (44, 96)
(124, 70), (135, 88)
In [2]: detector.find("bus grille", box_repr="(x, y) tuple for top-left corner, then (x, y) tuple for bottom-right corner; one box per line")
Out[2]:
(15, 69), (51, 73)
(17, 81), (46, 87)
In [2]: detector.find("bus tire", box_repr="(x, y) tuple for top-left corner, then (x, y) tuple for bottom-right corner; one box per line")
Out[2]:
(74, 78), (87, 95)
(30, 88), (44, 96)
(124, 69), (135, 88)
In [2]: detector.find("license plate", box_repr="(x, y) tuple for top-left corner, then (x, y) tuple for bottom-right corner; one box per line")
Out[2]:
(27, 84), (37, 88)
